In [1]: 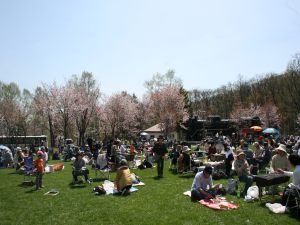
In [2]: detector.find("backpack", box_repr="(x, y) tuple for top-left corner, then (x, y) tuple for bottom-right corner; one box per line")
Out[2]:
(227, 179), (238, 194)
(138, 164), (146, 170)
(93, 185), (106, 195)
(143, 160), (153, 168)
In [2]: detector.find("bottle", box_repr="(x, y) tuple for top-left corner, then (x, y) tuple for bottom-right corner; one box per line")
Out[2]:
(236, 182), (240, 198)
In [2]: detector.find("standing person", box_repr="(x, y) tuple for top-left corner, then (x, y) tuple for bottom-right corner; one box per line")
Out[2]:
(34, 151), (45, 190)
(40, 146), (48, 167)
(224, 143), (234, 178)
(152, 135), (168, 178)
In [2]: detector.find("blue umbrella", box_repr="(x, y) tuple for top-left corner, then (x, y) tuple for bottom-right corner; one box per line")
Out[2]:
(262, 128), (279, 134)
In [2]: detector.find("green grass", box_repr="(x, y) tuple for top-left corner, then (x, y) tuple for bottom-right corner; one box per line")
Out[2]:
(0, 161), (299, 225)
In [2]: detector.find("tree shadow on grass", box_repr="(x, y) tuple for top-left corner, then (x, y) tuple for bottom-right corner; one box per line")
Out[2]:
(91, 177), (107, 182)
(25, 188), (38, 194)
(68, 182), (87, 189)
(178, 173), (195, 179)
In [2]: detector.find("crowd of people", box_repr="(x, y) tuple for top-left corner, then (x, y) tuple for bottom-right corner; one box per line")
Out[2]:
(1, 133), (300, 206)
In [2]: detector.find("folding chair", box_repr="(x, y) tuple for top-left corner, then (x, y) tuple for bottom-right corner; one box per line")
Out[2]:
(284, 184), (300, 216)
(94, 153), (110, 180)
(72, 166), (91, 185)
(23, 156), (34, 185)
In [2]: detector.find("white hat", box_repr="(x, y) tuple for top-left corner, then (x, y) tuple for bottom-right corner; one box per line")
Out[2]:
(275, 144), (287, 154)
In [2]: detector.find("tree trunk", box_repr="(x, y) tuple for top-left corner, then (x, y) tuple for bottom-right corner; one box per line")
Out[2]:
(48, 114), (55, 147)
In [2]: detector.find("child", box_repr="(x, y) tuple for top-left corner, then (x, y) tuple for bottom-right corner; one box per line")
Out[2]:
(34, 151), (45, 190)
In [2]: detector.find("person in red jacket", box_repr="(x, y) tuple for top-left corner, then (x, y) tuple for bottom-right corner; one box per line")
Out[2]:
(34, 151), (45, 190)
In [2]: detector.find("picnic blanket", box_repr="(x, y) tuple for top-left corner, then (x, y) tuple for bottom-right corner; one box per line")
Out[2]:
(45, 163), (64, 173)
(102, 180), (139, 195)
(199, 198), (239, 210)
(183, 191), (238, 210)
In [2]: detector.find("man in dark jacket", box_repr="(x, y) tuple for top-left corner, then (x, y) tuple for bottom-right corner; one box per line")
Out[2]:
(152, 135), (168, 178)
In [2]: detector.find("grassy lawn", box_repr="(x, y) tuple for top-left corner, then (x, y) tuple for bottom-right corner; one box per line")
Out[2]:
(0, 160), (299, 225)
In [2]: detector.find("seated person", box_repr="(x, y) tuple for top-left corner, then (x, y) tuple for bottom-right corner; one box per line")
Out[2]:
(72, 152), (90, 183)
(169, 145), (181, 170)
(270, 144), (290, 173)
(233, 151), (253, 197)
(191, 165), (221, 201)
(14, 148), (24, 171)
(114, 159), (132, 195)
(110, 142), (123, 166)
(207, 142), (217, 160)
(178, 146), (191, 172)
(242, 143), (254, 165)
(279, 154), (300, 206)
(253, 142), (263, 160)
(96, 149), (108, 169)
(52, 151), (60, 160)
(256, 142), (272, 170)
(278, 154), (300, 188)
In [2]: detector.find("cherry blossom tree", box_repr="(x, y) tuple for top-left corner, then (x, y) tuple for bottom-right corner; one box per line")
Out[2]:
(68, 72), (101, 146)
(101, 92), (139, 139)
(56, 85), (77, 139)
(34, 83), (61, 147)
(230, 102), (261, 119)
(230, 101), (281, 129)
(258, 102), (280, 128)
(145, 86), (188, 137)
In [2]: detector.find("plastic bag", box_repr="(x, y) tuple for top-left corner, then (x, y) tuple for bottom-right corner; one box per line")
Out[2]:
(246, 186), (259, 199)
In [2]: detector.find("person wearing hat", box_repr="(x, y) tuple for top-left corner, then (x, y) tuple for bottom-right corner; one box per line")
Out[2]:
(177, 146), (191, 173)
(114, 159), (133, 195)
(72, 152), (91, 184)
(152, 135), (168, 178)
(270, 144), (290, 173)
(191, 165), (221, 201)
(233, 150), (253, 197)
(34, 151), (45, 190)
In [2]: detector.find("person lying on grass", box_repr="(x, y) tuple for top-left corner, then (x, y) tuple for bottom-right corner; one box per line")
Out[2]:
(191, 165), (222, 201)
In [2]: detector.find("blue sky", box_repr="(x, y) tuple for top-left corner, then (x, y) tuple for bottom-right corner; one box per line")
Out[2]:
(0, 0), (299, 98)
